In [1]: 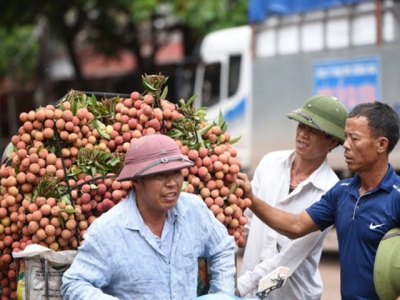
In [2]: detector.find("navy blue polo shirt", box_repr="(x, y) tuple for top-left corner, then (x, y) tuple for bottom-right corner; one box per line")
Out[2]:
(307, 164), (400, 300)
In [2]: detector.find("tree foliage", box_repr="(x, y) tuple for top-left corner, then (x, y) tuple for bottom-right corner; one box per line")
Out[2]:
(0, 26), (39, 79)
(0, 0), (247, 84)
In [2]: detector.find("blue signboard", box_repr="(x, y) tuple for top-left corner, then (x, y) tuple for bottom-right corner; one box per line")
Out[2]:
(248, 0), (373, 23)
(313, 57), (380, 110)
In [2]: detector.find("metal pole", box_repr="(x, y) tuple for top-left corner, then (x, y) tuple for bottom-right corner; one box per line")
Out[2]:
(7, 63), (18, 136)
(375, 0), (382, 45)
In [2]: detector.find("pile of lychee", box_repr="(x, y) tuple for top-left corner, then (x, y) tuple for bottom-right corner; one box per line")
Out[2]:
(0, 74), (251, 299)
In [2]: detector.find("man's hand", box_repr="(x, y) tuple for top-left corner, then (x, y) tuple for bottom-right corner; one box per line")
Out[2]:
(237, 173), (254, 204)
(234, 288), (241, 297)
(237, 172), (257, 209)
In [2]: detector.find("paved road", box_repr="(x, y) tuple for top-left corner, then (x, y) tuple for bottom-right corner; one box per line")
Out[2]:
(320, 228), (341, 300)
(320, 253), (341, 300)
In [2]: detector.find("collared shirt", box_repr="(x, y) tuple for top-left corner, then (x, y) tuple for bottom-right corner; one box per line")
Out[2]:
(154, 210), (174, 263)
(61, 191), (236, 300)
(238, 150), (339, 299)
(307, 164), (400, 300)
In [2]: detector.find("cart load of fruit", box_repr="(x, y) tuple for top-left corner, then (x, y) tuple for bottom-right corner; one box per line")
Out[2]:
(0, 74), (251, 299)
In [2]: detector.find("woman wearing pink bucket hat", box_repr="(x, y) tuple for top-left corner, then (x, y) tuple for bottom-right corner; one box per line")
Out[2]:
(62, 134), (237, 300)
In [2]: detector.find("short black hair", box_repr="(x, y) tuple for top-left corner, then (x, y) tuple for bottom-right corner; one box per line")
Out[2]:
(348, 101), (400, 153)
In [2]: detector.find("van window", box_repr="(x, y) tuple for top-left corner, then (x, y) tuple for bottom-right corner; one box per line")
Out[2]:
(228, 55), (241, 98)
(202, 63), (221, 107)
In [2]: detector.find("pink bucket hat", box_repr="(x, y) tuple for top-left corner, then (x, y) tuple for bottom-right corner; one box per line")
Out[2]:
(117, 134), (194, 181)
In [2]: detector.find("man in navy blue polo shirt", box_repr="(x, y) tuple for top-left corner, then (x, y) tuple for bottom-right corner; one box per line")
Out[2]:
(238, 101), (400, 300)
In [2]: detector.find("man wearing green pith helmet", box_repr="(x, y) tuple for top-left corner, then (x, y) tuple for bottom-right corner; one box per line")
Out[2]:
(237, 95), (348, 299)
(238, 101), (400, 299)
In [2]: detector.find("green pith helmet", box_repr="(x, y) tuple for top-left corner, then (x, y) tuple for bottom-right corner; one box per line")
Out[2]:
(374, 227), (400, 300)
(287, 95), (349, 142)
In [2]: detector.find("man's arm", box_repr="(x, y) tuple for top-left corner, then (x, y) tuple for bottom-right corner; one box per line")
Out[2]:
(61, 229), (118, 300)
(200, 199), (236, 295)
(237, 173), (320, 239)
